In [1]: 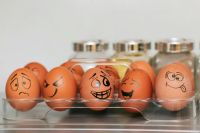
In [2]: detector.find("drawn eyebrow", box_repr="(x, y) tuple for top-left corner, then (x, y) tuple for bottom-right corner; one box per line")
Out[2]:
(21, 73), (28, 76)
(100, 71), (109, 77)
(89, 73), (97, 79)
(176, 72), (183, 75)
(11, 74), (17, 80)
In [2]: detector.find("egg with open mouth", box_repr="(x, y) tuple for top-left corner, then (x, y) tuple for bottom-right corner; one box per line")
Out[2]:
(80, 68), (114, 111)
(119, 69), (152, 113)
(155, 62), (194, 111)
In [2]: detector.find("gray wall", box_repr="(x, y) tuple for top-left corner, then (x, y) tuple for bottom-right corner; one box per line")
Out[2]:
(0, 0), (199, 92)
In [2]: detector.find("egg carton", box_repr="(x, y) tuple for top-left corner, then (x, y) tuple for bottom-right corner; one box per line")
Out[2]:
(2, 95), (198, 122)
(3, 61), (198, 122)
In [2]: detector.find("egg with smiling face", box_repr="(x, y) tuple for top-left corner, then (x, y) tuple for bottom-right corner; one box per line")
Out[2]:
(80, 68), (115, 111)
(155, 62), (195, 111)
(42, 66), (77, 111)
(119, 69), (152, 113)
(6, 68), (40, 111)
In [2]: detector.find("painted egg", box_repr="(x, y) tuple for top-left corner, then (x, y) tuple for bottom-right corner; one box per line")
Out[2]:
(155, 62), (195, 111)
(119, 69), (152, 113)
(96, 65), (120, 89)
(80, 68), (115, 111)
(6, 68), (40, 111)
(42, 66), (77, 111)
(130, 61), (156, 87)
(25, 62), (48, 92)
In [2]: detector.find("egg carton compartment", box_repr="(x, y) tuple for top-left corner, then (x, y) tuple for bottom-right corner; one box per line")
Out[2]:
(2, 95), (198, 122)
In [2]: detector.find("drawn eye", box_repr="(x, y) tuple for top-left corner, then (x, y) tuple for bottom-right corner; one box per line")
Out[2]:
(103, 77), (110, 86)
(22, 76), (31, 89)
(10, 78), (18, 91)
(91, 79), (101, 88)
(44, 80), (49, 88)
(165, 71), (176, 81)
(53, 78), (63, 87)
(175, 73), (184, 81)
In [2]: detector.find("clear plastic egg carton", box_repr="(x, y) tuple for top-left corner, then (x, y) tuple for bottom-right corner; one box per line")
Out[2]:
(2, 62), (199, 122)
(2, 96), (198, 122)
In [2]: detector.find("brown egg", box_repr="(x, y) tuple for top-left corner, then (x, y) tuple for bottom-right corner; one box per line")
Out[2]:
(61, 60), (84, 76)
(61, 61), (84, 85)
(130, 61), (156, 87)
(42, 66), (77, 111)
(155, 62), (195, 111)
(119, 69), (152, 113)
(25, 62), (48, 91)
(6, 68), (40, 111)
(80, 68), (115, 111)
(96, 65), (120, 89)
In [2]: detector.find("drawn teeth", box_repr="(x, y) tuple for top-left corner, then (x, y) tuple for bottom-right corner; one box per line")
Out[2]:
(91, 88), (111, 99)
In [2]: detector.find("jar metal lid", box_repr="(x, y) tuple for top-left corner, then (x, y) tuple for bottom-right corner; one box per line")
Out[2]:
(73, 40), (108, 52)
(113, 39), (151, 53)
(155, 38), (193, 53)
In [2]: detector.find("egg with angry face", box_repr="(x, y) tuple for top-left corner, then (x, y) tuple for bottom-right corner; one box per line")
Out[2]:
(80, 68), (114, 111)
(42, 66), (77, 111)
(6, 68), (40, 111)
(155, 62), (195, 111)
(119, 69), (152, 113)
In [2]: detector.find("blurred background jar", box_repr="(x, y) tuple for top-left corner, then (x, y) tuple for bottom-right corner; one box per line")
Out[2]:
(70, 40), (110, 70)
(110, 39), (151, 79)
(151, 38), (196, 75)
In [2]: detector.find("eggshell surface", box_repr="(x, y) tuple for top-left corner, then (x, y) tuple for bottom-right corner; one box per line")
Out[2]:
(6, 68), (40, 111)
(80, 68), (115, 111)
(119, 69), (152, 113)
(96, 65), (120, 89)
(25, 62), (48, 91)
(61, 60), (84, 76)
(42, 66), (77, 111)
(155, 62), (195, 111)
(130, 61), (156, 87)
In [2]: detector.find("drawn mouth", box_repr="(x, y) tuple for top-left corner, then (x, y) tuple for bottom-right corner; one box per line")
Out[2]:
(121, 90), (133, 100)
(19, 92), (29, 96)
(91, 88), (111, 99)
(49, 88), (58, 98)
(166, 82), (186, 93)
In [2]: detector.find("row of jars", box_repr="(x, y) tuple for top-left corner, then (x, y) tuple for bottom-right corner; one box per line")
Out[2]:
(70, 38), (200, 88)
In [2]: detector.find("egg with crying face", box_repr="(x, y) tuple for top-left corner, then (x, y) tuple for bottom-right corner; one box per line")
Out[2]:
(42, 66), (77, 111)
(80, 68), (114, 111)
(6, 68), (40, 111)
(119, 69), (152, 113)
(155, 63), (195, 111)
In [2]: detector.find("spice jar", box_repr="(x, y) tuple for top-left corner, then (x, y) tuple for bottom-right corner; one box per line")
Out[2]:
(151, 38), (195, 74)
(111, 39), (151, 79)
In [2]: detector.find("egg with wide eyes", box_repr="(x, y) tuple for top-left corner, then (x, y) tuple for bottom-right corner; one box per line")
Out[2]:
(155, 62), (195, 111)
(42, 66), (77, 111)
(6, 68), (40, 111)
(119, 69), (152, 113)
(96, 65), (120, 90)
(80, 68), (115, 111)
(25, 62), (48, 93)
(130, 61), (156, 87)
